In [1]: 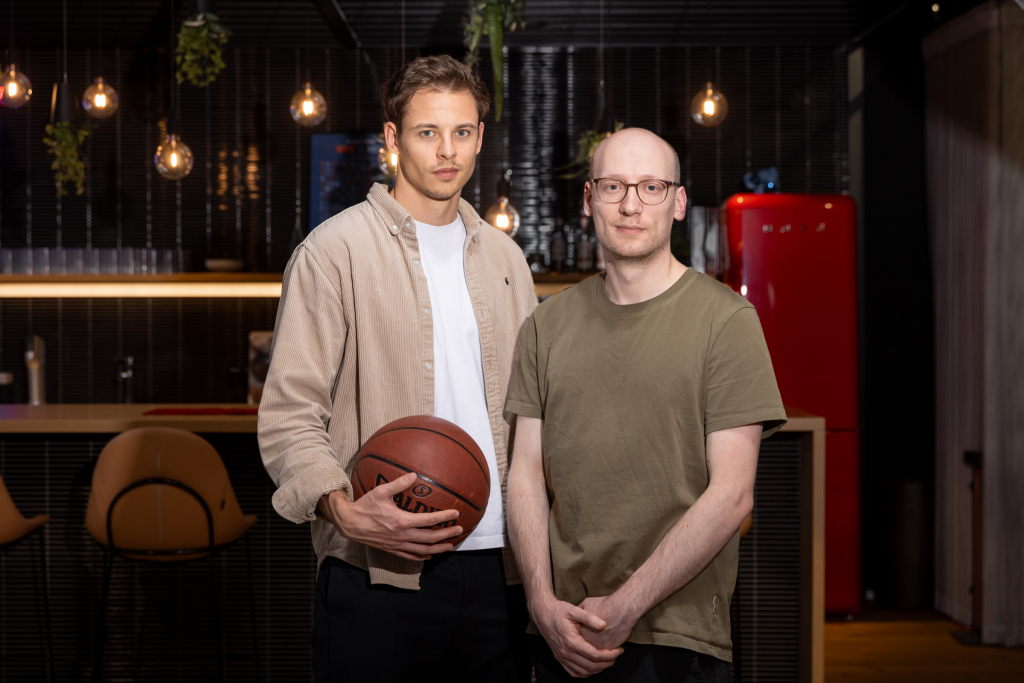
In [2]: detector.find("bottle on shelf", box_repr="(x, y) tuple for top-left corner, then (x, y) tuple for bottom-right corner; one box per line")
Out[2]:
(576, 212), (595, 273)
(550, 229), (567, 274)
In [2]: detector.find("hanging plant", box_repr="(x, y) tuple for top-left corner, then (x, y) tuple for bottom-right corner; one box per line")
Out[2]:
(42, 121), (91, 196)
(555, 122), (624, 180)
(175, 12), (231, 88)
(463, 0), (525, 122)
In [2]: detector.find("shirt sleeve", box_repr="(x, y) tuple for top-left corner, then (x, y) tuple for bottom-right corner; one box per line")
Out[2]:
(704, 306), (788, 438)
(504, 312), (545, 419)
(257, 245), (352, 524)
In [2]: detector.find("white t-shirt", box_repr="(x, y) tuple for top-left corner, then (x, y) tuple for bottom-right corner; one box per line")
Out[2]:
(416, 216), (504, 550)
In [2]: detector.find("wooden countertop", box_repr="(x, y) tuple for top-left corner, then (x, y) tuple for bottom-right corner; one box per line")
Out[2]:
(0, 403), (822, 434)
(0, 404), (258, 433)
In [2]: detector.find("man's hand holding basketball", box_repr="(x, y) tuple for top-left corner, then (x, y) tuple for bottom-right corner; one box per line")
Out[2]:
(317, 473), (462, 561)
(530, 593), (623, 678)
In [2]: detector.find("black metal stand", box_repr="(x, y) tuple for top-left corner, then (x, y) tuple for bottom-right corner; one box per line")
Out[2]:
(91, 476), (258, 682)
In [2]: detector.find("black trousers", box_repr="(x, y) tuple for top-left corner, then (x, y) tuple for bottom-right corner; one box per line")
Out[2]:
(313, 549), (531, 683)
(531, 634), (732, 683)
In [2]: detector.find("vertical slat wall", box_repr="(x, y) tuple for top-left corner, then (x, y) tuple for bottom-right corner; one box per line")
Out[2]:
(0, 44), (845, 404)
(2, 431), (808, 682)
(731, 432), (804, 682)
(0, 433), (314, 682)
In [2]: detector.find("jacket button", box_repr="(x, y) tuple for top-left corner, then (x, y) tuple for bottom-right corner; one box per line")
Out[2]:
(423, 308), (430, 315)
(425, 362), (432, 370)
(413, 259), (420, 266)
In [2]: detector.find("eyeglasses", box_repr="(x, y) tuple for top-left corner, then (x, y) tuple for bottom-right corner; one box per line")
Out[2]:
(590, 178), (681, 205)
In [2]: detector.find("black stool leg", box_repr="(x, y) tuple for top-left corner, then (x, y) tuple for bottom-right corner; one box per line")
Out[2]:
(244, 534), (260, 682)
(209, 552), (225, 683)
(94, 550), (113, 683)
(36, 530), (54, 683)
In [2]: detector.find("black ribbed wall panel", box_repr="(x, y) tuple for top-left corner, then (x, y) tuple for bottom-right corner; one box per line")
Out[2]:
(731, 433), (804, 683)
(0, 433), (314, 682)
(1, 431), (808, 681)
(0, 42), (844, 400)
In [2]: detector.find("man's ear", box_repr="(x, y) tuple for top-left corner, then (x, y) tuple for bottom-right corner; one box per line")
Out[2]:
(476, 121), (485, 155)
(583, 182), (594, 217)
(384, 121), (400, 155)
(674, 186), (688, 222)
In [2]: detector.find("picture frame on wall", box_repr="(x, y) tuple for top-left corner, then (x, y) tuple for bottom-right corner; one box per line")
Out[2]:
(309, 133), (387, 232)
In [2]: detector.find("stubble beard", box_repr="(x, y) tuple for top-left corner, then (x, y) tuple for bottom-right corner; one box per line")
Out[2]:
(598, 225), (671, 266)
(403, 161), (469, 202)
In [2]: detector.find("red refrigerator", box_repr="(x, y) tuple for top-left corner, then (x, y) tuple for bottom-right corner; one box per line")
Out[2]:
(722, 193), (861, 615)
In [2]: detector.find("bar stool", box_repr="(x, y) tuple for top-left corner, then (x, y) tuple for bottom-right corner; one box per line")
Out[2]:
(0, 473), (53, 681)
(86, 427), (259, 682)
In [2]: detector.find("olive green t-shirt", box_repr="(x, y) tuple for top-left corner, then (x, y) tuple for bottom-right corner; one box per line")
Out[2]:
(505, 268), (786, 662)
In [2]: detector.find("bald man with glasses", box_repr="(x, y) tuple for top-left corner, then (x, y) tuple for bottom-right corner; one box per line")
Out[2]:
(505, 128), (786, 682)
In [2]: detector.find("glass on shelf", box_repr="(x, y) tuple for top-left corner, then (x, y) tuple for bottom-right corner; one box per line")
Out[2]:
(0, 248), (12, 275)
(98, 248), (118, 276)
(12, 248), (30, 274)
(61, 247), (84, 275)
(32, 247), (51, 275)
(83, 248), (100, 275)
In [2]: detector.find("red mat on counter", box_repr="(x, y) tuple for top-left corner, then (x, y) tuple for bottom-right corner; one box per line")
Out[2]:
(143, 407), (259, 416)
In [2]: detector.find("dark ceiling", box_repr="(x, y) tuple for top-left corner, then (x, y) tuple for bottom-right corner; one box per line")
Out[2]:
(4, 0), (870, 53)
(1, 0), (993, 54)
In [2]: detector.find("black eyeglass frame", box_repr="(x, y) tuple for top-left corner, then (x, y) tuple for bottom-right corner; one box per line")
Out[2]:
(589, 177), (682, 205)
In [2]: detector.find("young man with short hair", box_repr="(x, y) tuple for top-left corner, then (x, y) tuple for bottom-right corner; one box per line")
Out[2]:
(259, 55), (536, 682)
(506, 128), (786, 682)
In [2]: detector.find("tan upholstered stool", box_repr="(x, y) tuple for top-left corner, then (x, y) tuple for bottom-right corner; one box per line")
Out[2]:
(0, 472), (53, 681)
(86, 427), (258, 682)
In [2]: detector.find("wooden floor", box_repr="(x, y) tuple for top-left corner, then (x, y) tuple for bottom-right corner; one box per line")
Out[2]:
(826, 610), (1024, 682)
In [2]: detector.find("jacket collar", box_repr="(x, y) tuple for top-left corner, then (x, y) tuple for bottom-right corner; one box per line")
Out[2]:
(367, 182), (486, 240)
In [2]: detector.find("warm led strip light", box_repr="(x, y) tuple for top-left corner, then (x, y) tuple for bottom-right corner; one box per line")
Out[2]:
(0, 281), (283, 298)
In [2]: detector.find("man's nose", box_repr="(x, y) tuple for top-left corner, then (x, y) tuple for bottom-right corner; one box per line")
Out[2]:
(438, 135), (456, 159)
(620, 186), (644, 215)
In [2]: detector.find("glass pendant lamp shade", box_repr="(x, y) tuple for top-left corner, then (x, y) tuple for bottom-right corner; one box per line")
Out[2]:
(82, 76), (119, 118)
(290, 82), (327, 127)
(484, 196), (521, 238)
(0, 63), (32, 108)
(485, 171), (520, 237)
(690, 82), (728, 127)
(153, 133), (194, 180)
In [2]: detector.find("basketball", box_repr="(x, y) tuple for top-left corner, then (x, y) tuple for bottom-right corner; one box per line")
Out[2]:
(351, 416), (490, 545)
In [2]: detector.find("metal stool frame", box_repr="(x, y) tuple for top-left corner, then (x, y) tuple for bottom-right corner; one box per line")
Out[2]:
(92, 477), (259, 683)
(1, 525), (54, 682)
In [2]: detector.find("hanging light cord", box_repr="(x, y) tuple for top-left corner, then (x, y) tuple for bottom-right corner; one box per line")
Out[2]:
(169, 0), (176, 127)
(62, 0), (68, 82)
(97, 0), (103, 73)
(598, 0), (604, 89)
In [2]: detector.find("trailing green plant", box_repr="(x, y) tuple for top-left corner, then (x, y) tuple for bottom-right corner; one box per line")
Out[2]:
(463, 0), (525, 122)
(556, 123), (624, 179)
(42, 122), (91, 197)
(176, 12), (231, 88)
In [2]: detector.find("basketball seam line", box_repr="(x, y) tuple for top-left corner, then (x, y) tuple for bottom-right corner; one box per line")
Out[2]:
(355, 454), (485, 512)
(366, 425), (490, 484)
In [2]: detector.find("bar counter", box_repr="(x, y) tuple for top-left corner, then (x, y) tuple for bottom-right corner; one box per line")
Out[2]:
(0, 405), (824, 682)
(0, 403), (258, 434)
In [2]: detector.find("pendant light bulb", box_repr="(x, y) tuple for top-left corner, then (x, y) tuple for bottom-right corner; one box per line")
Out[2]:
(378, 145), (399, 178)
(290, 82), (327, 127)
(484, 172), (520, 238)
(154, 133), (194, 180)
(0, 63), (32, 108)
(691, 82), (728, 128)
(82, 76), (119, 119)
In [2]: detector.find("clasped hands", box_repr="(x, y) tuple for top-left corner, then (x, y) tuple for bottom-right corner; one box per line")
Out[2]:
(532, 592), (637, 678)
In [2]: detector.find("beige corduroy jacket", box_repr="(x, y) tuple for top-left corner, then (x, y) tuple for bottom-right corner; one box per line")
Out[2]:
(258, 183), (537, 589)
